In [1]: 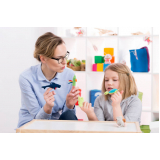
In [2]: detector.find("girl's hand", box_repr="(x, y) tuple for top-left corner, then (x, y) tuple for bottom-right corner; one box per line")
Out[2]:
(43, 88), (56, 108)
(111, 90), (123, 107)
(66, 86), (80, 109)
(80, 102), (95, 116)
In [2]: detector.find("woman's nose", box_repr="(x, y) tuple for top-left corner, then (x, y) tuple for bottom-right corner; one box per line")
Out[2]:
(62, 58), (67, 65)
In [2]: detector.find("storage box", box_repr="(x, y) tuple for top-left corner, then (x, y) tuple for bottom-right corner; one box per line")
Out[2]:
(92, 64), (97, 71)
(97, 63), (103, 72)
(140, 125), (151, 133)
(90, 90), (102, 107)
(104, 48), (114, 56)
(95, 56), (103, 63)
(110, 55), (115, 63)
(103, 64), (110, 71)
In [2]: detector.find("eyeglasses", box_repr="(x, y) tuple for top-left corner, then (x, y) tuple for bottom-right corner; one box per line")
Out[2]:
(51, 51), (70, 64)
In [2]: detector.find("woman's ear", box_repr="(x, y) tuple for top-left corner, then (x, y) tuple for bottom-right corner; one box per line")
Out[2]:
(40, 55), (47, 64)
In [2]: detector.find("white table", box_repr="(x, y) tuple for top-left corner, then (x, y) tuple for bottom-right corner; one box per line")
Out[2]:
(16, 119), (142, 133)
(16, 119), (141, 133)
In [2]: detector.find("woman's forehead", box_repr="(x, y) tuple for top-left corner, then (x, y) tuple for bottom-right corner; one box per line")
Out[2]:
(54, 43), (67, 57)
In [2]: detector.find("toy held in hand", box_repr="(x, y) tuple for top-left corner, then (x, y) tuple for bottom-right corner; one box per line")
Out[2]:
(104, 89), (118, 95)
(78, 97), (84, 107)
(42, 82), (61, 90)
(68, 75), (77, 86)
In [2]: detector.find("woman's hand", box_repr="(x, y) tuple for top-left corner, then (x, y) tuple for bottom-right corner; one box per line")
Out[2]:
(44, 88), (56, 108)
(111, 90), (123, 107)
(66, 86), (80, 109)
(80, 102), (98, 120)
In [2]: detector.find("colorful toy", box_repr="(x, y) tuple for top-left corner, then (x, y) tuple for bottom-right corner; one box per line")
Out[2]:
(78, 97), (84, 107)
(90, 90), (102, 107)
(68, 75), (77, 86)
(104, 48), (114, 56)
(42, 82), (61, 90)
(116, 117), (126, 127)
(104, 89), (118, 95)
(95, 56), (103, 63)
(103, 64), (110, 71)
(75, 89), (81, 105)
(95, 28), (113, 35)
(92, 64), (97, 71)
(97, 63), (103, 72)
(144, 36), (152, 45)
(104, 54), (112, 64)
(76, 30), (84, 36)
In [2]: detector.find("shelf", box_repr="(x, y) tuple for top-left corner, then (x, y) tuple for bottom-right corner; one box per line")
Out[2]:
(57, 27), (159, 123)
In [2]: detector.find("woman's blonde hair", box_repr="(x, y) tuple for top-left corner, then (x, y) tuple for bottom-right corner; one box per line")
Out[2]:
(33, 32), (64, 61)
(102, 63), (138, 100)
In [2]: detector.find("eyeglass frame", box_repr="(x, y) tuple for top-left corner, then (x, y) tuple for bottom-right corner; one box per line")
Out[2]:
(51, 51), (70, 64)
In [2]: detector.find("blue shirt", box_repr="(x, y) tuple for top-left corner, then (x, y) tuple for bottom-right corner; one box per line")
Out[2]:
(17, 64), (76, 128)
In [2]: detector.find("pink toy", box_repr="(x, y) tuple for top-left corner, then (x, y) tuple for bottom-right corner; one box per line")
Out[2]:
(145, 36), (152, 45)
(104, 54), (112, 64)
(92, 64), (97, 71)
(76, 30), (84, 36)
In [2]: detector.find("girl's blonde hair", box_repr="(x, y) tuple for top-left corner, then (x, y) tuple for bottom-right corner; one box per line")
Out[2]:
(33, 32), (64, 62)
(102, 63), (138, 100)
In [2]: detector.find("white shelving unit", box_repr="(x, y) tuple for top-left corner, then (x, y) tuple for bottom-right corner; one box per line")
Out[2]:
(55, 27), (159, 125)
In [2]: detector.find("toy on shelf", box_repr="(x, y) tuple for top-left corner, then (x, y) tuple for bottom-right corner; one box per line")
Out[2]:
(104, 89), (118, 95)
(120, 59), (126, 65)
(116, 117), (126, 127)
(95, 28), (113, 36)
(129, 46), (150, 72)
(42, 82), (61, 90)
(104, 48), (114, 56)
(81, 60), (85, 71)
(67, 58), (81, 71)
(78, 97), (84, 107)
(104, 54), (112, 64)
(131, 32), (144, 35)
(68, 75), (77, 87)
(131, 31), (150, 36)
(93, 44), (98, 52)
(90, 90), (102, 107)
(74, 27), (85, 36)
(144, 36), (152, 45)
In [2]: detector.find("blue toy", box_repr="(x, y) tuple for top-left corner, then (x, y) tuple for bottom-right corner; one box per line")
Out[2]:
(90, 90), (102, 107)
(42, 82), (61, 90)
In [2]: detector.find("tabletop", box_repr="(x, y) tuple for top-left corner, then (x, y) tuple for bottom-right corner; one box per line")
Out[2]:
(16, 120), (141, 133)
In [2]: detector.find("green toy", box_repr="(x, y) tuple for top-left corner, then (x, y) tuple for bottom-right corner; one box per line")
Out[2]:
(138, 91), (143, 102)
(78, 97), (84, 107)
(68, 75), (77, 86)
(104, 89), (118, 95)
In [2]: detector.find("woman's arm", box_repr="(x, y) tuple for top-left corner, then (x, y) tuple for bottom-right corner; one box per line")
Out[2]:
(19, 75), (52, 119)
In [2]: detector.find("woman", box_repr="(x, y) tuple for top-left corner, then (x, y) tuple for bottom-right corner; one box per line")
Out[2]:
(17, 32), (79, 128)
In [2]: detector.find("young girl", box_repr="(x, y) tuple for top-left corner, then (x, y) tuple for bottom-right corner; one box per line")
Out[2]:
(80, 63), (142, 124)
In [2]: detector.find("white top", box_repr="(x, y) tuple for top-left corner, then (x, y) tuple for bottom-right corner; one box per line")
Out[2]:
(16, 120), (141, 133)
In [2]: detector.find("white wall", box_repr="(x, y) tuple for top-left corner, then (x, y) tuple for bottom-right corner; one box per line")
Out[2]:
(0, 27), (57, 132)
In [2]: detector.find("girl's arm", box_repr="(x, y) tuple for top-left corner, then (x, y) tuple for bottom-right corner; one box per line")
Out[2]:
(111, 91), (124, 121)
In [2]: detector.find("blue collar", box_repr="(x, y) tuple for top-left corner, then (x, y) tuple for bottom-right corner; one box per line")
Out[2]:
(37, 64), (61, 82)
